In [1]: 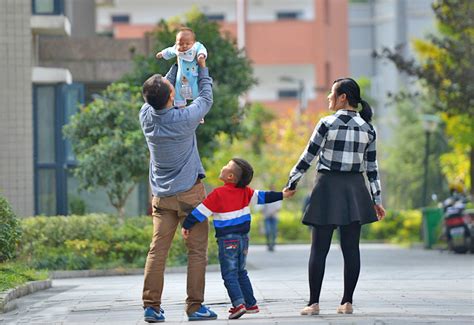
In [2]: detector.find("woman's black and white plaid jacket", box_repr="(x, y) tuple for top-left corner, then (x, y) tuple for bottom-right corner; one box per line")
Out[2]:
(288, 109), (382, 204)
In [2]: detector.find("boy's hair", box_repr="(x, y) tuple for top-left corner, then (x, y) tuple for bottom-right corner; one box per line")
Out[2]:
(178, 27), (195, 39)
(142, 74), (170, 110)
(231, 158), (254, 188)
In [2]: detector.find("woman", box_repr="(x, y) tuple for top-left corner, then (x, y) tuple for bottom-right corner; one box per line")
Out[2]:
(287, 78), (386, 315)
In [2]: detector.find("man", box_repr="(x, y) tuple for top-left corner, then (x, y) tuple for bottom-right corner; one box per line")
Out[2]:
(139, 55), (217, 322)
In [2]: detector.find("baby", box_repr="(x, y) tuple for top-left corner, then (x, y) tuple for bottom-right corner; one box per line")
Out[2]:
(156, 27), (208, 108)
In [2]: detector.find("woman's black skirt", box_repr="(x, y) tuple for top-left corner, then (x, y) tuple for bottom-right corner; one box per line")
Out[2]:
(302, 170), (378, 226)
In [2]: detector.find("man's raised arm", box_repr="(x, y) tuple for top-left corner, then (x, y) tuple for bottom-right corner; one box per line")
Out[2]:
(164, 64), (178, 86)
(186, 56), (213, 125)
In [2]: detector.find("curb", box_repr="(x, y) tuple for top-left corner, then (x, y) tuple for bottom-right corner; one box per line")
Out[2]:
(0, 279), (52, 313)
(51, 264), (220, 279)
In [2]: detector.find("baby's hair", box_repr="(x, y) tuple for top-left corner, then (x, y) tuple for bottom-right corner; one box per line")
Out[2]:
(178, 27), (195, 39)
(231, 158), (254, 188)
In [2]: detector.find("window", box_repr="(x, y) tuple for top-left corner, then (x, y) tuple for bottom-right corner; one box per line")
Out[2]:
(111, 14), (130, 24)
(278, 89), (299, 99)
(36, 86), (56, 164)
(32, 0), (63, 15)
(276, 11), (301, 20)
(205, 14), (225, 21)
(34, 84), (84, 215)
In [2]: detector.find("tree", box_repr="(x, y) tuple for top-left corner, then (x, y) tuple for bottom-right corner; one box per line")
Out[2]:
(202, 104), (323, 207)
(63, 83), (147, 220)
(124, 8), (256, 158)
(374, 0), (474, 195)
(381, 97), (448, 209)
(440, 113), (471, 191)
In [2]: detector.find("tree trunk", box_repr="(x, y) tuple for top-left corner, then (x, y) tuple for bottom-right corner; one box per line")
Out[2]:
(117, 205), (125, 223)
(107, 184), (136, 223)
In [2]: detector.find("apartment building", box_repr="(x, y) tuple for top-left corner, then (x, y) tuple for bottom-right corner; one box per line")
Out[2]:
(96, 0), (349, 114)
(1, 0), (74, 217)
(1, 0), (349, 216)
(348, 0), (435, 140)
(1, 0), (147, 216)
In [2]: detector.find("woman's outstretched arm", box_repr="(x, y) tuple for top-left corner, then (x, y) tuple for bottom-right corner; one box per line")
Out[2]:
(288, 119), (328, 189)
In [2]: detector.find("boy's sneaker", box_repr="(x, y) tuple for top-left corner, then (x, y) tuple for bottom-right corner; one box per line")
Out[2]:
(245, 304), (259, 314)
(188, 305), (218, 321)
(144, 306), (165, 323)
(228, 304), (246, 319)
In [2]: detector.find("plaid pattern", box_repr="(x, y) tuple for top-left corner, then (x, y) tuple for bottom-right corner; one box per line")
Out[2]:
(289, 109), (382, 204)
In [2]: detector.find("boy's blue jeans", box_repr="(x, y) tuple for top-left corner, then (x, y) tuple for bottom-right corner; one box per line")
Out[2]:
(217, 233), (257, 307)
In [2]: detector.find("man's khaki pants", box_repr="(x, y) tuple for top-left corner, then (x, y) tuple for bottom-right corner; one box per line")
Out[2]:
(142, 182), (208, 315)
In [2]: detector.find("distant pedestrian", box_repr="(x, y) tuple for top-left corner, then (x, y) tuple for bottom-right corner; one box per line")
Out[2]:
(287, 78), (386, 315)
(262, 192), (282, 251)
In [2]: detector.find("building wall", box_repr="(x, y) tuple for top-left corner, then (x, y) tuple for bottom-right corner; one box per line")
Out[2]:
(38, 37), (148, 83)
(0, 0), (34, 216)
(66, 0), (96, 37)
(97, 0), (315, 28)
(349, 0), (435, 140)
(96, 0), (348, 113)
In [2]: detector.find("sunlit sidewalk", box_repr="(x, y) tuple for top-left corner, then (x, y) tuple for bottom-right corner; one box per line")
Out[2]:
(1, 244), (473, 324)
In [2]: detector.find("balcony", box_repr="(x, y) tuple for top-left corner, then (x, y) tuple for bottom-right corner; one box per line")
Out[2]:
(31, 0), (71, 36)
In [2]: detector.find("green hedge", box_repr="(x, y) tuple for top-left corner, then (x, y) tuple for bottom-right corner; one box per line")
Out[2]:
(363, 209), (422, 244)
(250, 209), (422, 245)
(0, 196), (22, 262)
(16, 209), (421, 271)
(249, 211), (311, 244)
(19, 215), (218, 270)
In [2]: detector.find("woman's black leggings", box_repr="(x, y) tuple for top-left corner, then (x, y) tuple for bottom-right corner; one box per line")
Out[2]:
(308, 222), (361, 305)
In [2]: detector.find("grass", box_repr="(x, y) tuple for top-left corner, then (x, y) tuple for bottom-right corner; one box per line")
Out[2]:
(0, 262), (49, 292)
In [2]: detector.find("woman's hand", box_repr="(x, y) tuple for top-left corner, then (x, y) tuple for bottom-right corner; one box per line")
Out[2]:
(374, 204), (386, 220)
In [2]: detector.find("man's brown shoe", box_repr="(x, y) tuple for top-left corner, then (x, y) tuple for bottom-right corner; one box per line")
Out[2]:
(337, 302), (353, 314)
(300, 303), (319, 315)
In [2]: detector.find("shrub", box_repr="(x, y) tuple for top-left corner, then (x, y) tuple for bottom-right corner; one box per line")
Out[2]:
(249, 211), (311, 244)
(249, 209), (422, 245)
(19, 214), (218, 270)
(0, 196), (22, 262)
(364, 209), (422, 244)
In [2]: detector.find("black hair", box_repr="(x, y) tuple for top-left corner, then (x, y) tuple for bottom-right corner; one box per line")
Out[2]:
(333, 78), (373, 123)
(231, 158), (254, 188)
(142, 74), (171, 110)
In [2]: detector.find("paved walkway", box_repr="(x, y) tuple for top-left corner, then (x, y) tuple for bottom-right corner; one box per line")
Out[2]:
(1, 244), (473, 324)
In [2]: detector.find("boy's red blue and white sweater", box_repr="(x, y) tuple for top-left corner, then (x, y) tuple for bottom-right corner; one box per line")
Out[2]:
(182, 183), (283, 237)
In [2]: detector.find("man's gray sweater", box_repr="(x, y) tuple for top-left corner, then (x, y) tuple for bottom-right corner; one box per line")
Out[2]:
(139, 66), (213, 197)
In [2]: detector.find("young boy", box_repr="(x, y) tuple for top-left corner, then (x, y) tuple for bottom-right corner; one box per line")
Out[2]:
(181, 158), (295, 319)
(156, 27), (207, 108)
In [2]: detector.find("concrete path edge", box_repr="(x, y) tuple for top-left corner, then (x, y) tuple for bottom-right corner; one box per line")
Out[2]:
(51, 264), (220, 279)
(0, 279), (52, 313)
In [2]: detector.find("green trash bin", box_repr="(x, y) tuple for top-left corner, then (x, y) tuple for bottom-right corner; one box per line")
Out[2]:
(422, 207), (443, 249)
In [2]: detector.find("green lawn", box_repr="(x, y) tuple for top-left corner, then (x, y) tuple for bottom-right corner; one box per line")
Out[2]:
(0, 262), (49, 292)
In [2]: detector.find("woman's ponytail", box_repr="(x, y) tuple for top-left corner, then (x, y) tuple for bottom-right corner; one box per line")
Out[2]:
(333, 78), (373, 124)
(359, 99), (373, 123)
